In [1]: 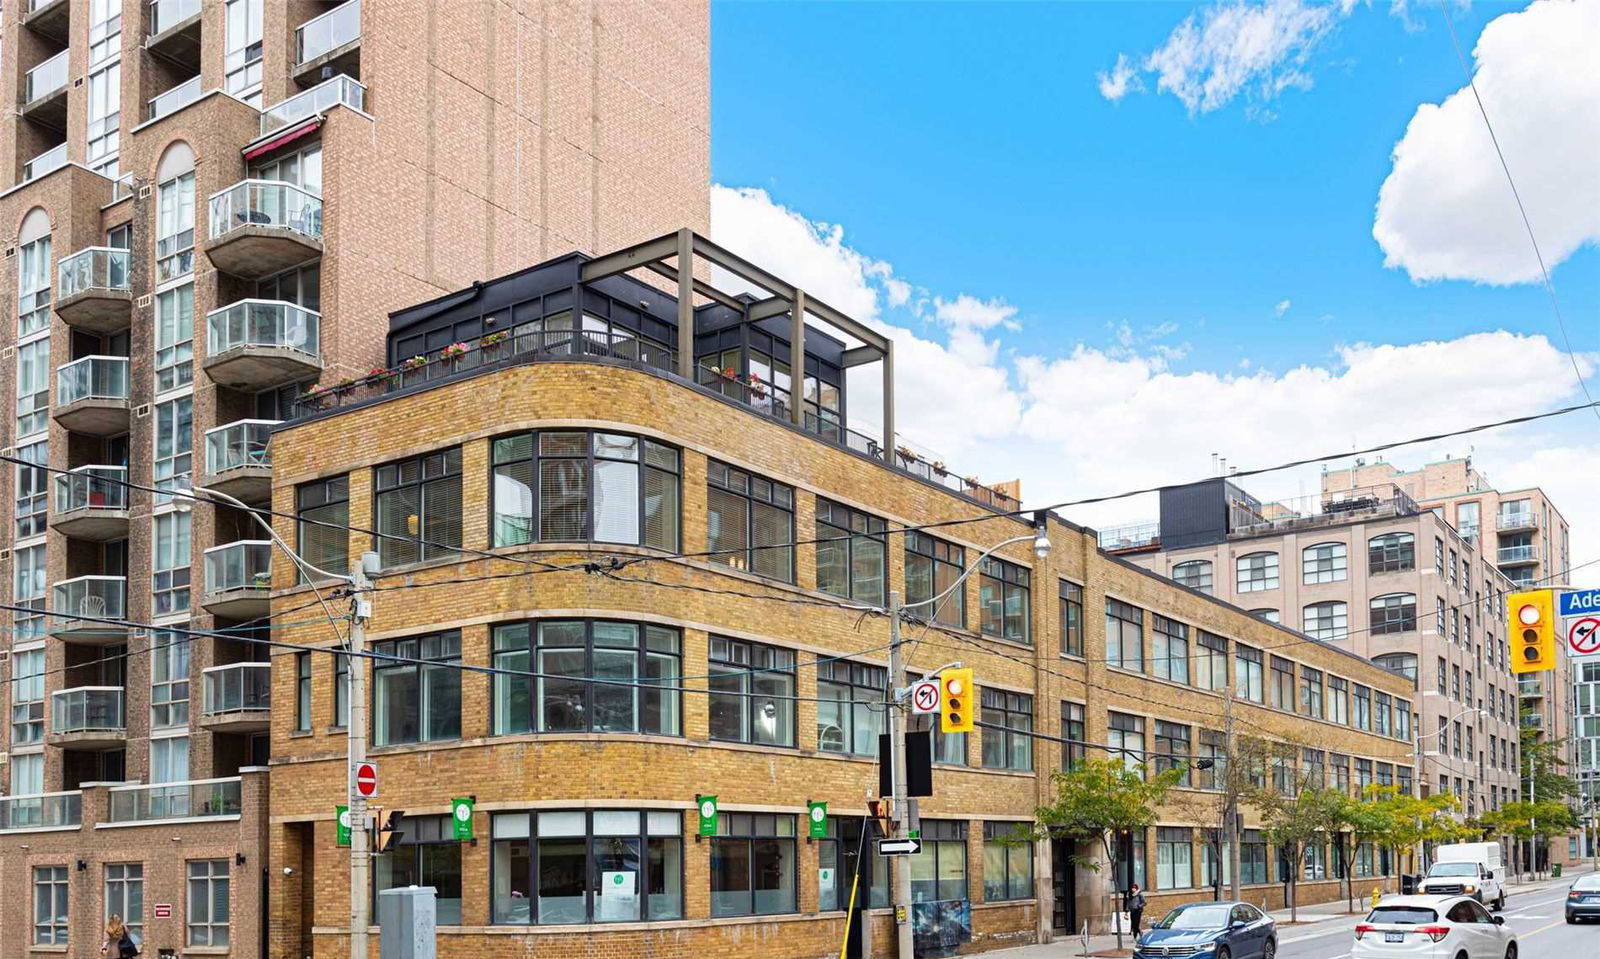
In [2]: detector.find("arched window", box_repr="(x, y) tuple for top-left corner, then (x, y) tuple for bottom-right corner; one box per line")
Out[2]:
(1370, 593), (1417, 634)
(490, 430), (681, 550)
(1373, 652), (1418, 682)
(1368, 532), (1415, 574)
(1302, 542), (1348, 585)
(1172, 560), (1213, 595)
(1303, 602), (1349, 642)
(1237, 552), (1279, 592)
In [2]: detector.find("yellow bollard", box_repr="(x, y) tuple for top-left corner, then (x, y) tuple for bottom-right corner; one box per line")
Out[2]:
(1370, 887), (1381, 909)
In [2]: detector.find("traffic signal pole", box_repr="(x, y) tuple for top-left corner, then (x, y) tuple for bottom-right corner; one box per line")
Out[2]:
(348, 556), (375, 959)
(887, 590), (915, 959)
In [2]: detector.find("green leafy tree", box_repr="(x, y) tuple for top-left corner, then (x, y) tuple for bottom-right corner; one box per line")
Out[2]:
(1326, 789), (1394, 912)
(1374, 788), (1475, 879)
(1481, 800), (1580, 881)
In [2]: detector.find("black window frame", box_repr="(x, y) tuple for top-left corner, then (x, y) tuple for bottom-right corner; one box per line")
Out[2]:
(1368, 532), (1416, 575)
(1152, 614), (1189, 684)
(1270, 657), (1295, 712)
(490, 430), (680, 551)
(980, 688), (1033, 771)
(1370, 593), (1417, 635)
(905, 531), (965, 628)
(489, 808), (685, 925)
(374, 447), (462, 567)
(1105, 599), (1145, 672)
(1171, 560), (1213, 594)
(708, 636), (796, 747)
(1059, 580), (1084, 657)
(908, 820), (968, 903)
(814, 499), (887, 604)
(294, 651), (311, 732)
(706, 460), (793, 582)
(1154, 720), (1192, 786)
(491, 620), (681, 737)
(982, 821), (1034, 902)
(710, 812), (797, 917)
(296, 474), (348, 581)
(979, 557), (1031, 644)
(1061, 701), (1086, 769)
(374, 814), (464, 924)
(371, 631), (462, 747)
(815, 659), (887, 756)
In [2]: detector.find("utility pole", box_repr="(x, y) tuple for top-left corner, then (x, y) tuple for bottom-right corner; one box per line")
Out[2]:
(348, 554), (376, 959)
(1224, 684), (1240, 901)
(886, 590), (914, 959)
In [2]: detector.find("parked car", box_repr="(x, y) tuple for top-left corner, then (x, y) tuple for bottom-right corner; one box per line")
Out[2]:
(1134, 901), (1278, 959)
(1566, 873), (1600, 923)
(1352, 895), (1517, 959)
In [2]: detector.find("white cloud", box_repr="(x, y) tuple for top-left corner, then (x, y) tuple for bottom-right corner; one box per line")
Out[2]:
(933, 295), (1019, 332)
(1275, 298), (1292, 317)
(1373, 0), (1600, 285)
(1098, 53), (1144, 101)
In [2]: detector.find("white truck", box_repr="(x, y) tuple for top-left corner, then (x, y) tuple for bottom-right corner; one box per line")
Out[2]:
(1417, 841), (1506, 910)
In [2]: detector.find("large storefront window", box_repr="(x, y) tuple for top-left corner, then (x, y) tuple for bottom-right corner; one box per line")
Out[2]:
(492, 621), (680, 736)
(491, 810), (683, 924)
(710, 813), (796, 917)
(819, 818), (888, 911)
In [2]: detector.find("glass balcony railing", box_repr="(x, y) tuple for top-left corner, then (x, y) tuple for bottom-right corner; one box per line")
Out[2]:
(54, 466), (128, 514)
(204, 541), (272, 595)
(0, 792), (81, 831)
(205, 419), (276, 475)
(203, 662), (270, 715)
(59, 247), (131, 299)
(149, 0), (200, 35)
(24, 49), (68, 103)
(1498, 511), (1537, 530)
(52, 575), (127, 624)
(107, 777), (242, 822)
(297, 0), (360, 64)
(23, 143), (68, 183)
(1498, 544), (1537, 563)
(51, 686), (125, 733)
(209, 180), (323, 242)
(148, 75), (202, 120)
(110, 172), (137, 203)
(261, 74), (366, 135)
(207, 300), (321, 359)
(56, 356), (129, 407)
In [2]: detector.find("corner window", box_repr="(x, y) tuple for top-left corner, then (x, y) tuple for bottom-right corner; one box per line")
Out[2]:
(1172, 560), (1213, 595)
(980, 689), (1032, 771)
(1106, 599), (1144, 672)
(297, 476), (349, 580)
(1303, 601), (1348, 642)
(706, 461), (792, 581)
(1370, 593), (1417, 635)
(1369, 532), (1415, 574)
(373, 632), (461, 746)
(905, 531), (965, 627)
(375, 816), (461, 924)
(1302, 542), (1347, 584)
(493, 431), (680, 551)
(375, 448), (462, 566)
(815, 500), (886, 604)
(1152, 615), (1189, 684)
(708, 637), (795, 747)
(492, 621), (680, 736)
(1059, 581), (1083, 657)
(1236, 552), (1279, 592)
(185, 860), (228, 946)
(982, 822), (1034, 901)
(816, 659), (885, 755)
(710, 813), (796, 917)
(979, 557), (1030, 644)
(491, 809), (683, 924)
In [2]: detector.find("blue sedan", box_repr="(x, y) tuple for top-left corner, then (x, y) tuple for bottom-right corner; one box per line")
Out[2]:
(1134, 901), (1278, 959)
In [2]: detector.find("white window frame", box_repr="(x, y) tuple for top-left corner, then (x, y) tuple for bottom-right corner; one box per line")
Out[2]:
(153, 395), (194, 503)
(14, 441), (49, 541)
(156, 173), (195, 283)
(17, 235), (51, 339)
(150, 734), (189, 784)
(86, 61), (121, 176)
(154, 282), (194, 393)
(104, 863), (144, 941)
(151, 629), (191, 728)
(10, 646), (46, 746)
(16, 340), (50, 439)
(224, 0), (263, 105)
(153, 512), (192, 617)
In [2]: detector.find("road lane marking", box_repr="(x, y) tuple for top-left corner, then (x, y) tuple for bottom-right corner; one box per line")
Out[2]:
(1516, 917), (1566, 939)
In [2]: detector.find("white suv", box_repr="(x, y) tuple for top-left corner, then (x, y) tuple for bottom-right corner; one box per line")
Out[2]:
(1352, 895), (1517, 959)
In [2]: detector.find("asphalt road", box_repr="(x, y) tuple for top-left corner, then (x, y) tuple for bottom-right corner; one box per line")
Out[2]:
(1275, 879), (1600, 959)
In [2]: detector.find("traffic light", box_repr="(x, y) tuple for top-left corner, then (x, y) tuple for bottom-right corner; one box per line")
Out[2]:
(375, 810), (406, 852)
(1508, 589), (1556, 675)
(939, 667), (974, 734)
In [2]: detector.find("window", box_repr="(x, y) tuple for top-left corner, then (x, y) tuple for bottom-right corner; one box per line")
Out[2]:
(1202, 830), (1231, 888)
(1154, 721), (1192, 785)
(908, 820), (967, 902)
(14, 441), (48, 540)
(13, 545), (46, 642)
(934, 722), (967, 766)
(150, 631), (190, 728)
(376, 448), (462, 566)
(334, 648), (349, 728)
(815, 500), (886, 604)
(1270, 657), (1295, 712)
(34, 866), (68, 944)
(1353, 685), (1372, 732)
(491, 809), (682, 924)
(1375, 693), (1392, 737)
(1303, 601), (1348, 642)
(708, 637), (794, 747)
(1235, 645), (1264, 703)
(153, 396), (194, 502)
(979, 558), (1031, 643)
(86, 61), (120, 175)
(224, 0), (263, 104)
(1369, 532), (1415, 574)
(819, 818), (888, 911)
(150, 736), (189, 785)
(1113, 829), (1148, 891)
(1435, 537), (1445, 574)
(17, 340), (49, 438)
(1108, 712), (1145, 777)
(1240, 831), (1268, 885)
(1172, 560), (1213, 595)
(1370, 593), (1416, 634)
(492, 621), (679, 737)
(257, 261), (321, 310)
(11, 751), (43, 796)
(376, 816), (462, 924)
(1061, 701), (1086, 768)
(1198, 730), (1226, 789)
(980, 689), (1032, 771)
(816, 659), (886, 755)
(1464, 671), (1474, 702)
(1331, 754), (1350, 794)
(186, 860), (229, 946)
(104, 864), (143, 942)
(1300, 667), (1324, 719)
(1157, 827), (1194, 890)
(1302, 542), (1347, 584)
(1374, 652), (1417, 683)
(706, 461), (793, 581)
(17, 236), (51, 339)
(10, 647), (44, 745)
(1106, 599), (1144, 672)
(1328, 677), (1349, 726)
(1437, 657), (1448, 695)
(898, 531), (968, 629)
(710, 813), (796, 916)
(155, 172), (195, 282)
(297, 476), (349, 580)
(153, 512), (192, 615)
(1451, 665), (1461, 700)
(1151, 615), (1189, 684)
(1237, 552), (1279, 592)
(1059, 581), (1084, 657)
(982, 822), (1033, 901)
(492, 432), (680, 551)
(1194, 631), (1228, 691)
(373, 632), (462, 746)
(154, 283), (194, 391)
(294, 652), (312, 732)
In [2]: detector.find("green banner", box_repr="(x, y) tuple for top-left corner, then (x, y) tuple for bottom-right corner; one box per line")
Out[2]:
(807, 800), (828, 839)
(451, 797), (474, 840)
(336, 805), (350, 847)
(696, 795), (718, 836)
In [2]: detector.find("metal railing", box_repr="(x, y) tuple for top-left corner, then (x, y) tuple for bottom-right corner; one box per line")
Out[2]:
(205, 419), (276, 475)
(56, 356), (129, 407)
(25, 50), (68, 103)
(297, 0), (360, 64)
(207, 299), (321, 359)
(148, 75), (202, 120)
(1098, 521), (1160, 551)
(58, 247), (131, 298)
(1498, 544), (1536, 563)
(1231, 483), (1421, 536)
(0, 792), (81, 831)
(1497, 511), (1537, 530)
(148, 0), (200, 35)
(107, 776), (242, 822)
(51, 575), (126, 625)
(208, 179), (323, 242)
(54, 466), (128, 514)
(204, 541), (272, 595)
(51, 686), (124, 733)
(202, 662), (270, 715)
(23, 143), (68, 182)
(261, 74), (365, 135)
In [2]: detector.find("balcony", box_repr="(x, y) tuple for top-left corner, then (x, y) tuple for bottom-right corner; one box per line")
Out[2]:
(23, 142), (68, 183)
(295, 0), (361, 84)
(148, 75), (203, 121)
(107, 776), (242, 822)
(1498, 511), (1538, 532)
(205, 180), (323, 277)
(199, 663), (270, 732)
(1498, 544), (1538, 565)
(51, 576), (127, 643)
(54, 357), (130, 435)
(56, 248), (133, 332)
(147, 0), (202, 70)
(200, 419), (276, 503)
(47, 687), (125, 749)
(0, 792), (81, 832)
(202, 541), (271, 619)
(52, 466), (129, 541)
(204, 300), (322, 388)
(261, 74), (365, 136)
(22, 0), (70, 43)
(22, 50), (69, 128)
(1519, 678), (1544, 698)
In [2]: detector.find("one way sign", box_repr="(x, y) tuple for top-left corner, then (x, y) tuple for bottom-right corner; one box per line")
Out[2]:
(877, 838), (923, 856)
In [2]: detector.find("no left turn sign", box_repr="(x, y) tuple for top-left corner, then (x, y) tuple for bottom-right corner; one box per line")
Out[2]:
(1570, 617), (1600, 657)
(911, 680), (941, 714)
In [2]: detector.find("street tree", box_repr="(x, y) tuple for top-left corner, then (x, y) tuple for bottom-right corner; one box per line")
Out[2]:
(1326, 788), (1395, 912)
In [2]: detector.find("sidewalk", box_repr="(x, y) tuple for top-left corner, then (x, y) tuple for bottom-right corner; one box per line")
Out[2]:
(982, 867), (1598, 958)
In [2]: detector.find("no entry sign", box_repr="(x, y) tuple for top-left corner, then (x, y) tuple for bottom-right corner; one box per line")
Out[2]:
(353, 761), (378, 798)
(1569, 617), (1600, 658)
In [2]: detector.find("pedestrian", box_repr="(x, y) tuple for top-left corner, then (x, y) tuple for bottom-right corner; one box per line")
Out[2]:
(101, 914), (139, 958)
(1128, 882), (1147, 934)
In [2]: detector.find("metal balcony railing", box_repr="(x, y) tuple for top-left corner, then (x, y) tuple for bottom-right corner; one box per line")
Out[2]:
(205, 420), (276, 475)
(208, 180), (323, 242)
(148, 75), (202, 120)
(297, 0), (360, 64)
(0, 791), (81, 831)
(204, 541), (272, 595)
(58, 247), (131, 298)
(53, 466), (128, 513)
(50, 686), (125, 733)
(207, 300), (321, 359)
(24, 49), (68, 103)
(51, 575), (127, 624)
(56, 357), (129, 407)
(148, 0), (200, 35)
(106, 777), (242, 822)
(23, 143), (68, 182)
(261, 74), (365, 135)
(202, 662), (270, 715)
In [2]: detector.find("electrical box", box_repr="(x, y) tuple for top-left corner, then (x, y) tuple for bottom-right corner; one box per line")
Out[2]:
(378, 885), (437, 959)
